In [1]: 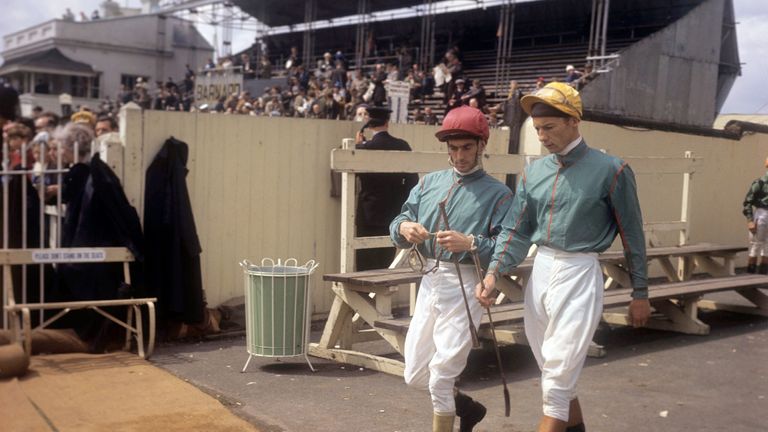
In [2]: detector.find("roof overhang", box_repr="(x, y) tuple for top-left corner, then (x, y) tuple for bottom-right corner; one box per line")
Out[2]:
(0, 48), (96, 77)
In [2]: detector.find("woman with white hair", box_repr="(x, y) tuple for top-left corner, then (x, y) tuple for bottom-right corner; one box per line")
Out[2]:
(51, 122), (94, 167)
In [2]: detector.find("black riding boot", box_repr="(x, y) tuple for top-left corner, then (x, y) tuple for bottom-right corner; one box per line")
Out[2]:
(454, 391), (486, 432)
(566, 423), (586, 432)
(759, 263), (768, 275)
(747, 257), (758, 273)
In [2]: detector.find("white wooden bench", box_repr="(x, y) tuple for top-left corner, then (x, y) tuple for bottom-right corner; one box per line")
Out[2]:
(2, 248), (157, 359)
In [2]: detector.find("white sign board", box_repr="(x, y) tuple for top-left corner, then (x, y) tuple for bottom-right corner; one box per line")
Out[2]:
(32, 249), (107, 263)
(195, 70), (244, 107)
(386, 81), (411, 124)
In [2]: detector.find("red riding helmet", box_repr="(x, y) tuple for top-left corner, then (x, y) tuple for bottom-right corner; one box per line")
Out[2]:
(435, 105), (490, 142)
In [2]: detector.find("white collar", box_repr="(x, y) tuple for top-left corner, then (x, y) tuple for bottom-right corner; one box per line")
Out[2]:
(558, 136), (583, 156)
(454, 164), (482, 176)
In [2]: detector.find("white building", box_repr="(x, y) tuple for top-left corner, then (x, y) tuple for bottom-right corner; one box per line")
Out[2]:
(0, 13), (213, 116)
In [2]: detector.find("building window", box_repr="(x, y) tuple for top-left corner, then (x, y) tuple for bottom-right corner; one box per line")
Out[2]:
(121, 74), (149, 90)
(90, 75), (100, 99)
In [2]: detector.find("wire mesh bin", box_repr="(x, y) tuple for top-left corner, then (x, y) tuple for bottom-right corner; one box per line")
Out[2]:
(239, 258), (319, 372)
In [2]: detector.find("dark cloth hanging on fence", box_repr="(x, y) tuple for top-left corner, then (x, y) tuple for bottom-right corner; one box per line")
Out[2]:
(59, 154), (144, 301)
(56, 154), (144, 348)
(144, 136), (205, 325)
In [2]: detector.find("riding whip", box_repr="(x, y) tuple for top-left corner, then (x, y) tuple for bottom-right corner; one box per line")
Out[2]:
(470, 248), (511, 417)
(437, 200), (481, 349)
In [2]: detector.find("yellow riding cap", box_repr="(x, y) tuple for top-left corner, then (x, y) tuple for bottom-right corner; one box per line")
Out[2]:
(520, 82), (583, 120)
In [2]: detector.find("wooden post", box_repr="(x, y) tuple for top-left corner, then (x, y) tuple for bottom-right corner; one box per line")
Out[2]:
(340, 138), (356, 273)
(119, 102), (145, 219)
(677, 151), (694, 280)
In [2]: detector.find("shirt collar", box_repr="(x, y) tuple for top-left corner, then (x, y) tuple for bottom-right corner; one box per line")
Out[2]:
(558, 136), (583, 156)
(555, 139), (588, 166)
(453, 166), (485, 181)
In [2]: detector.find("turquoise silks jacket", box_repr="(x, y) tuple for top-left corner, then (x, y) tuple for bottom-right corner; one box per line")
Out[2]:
(743, 172), (768, 221)
(390, 168), (513, 268)
(488, 141), (649, 299)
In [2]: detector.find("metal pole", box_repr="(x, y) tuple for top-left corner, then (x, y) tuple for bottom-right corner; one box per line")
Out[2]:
(593, 0), (603, 68)
(587, 0), (598, 66)
(600, 0), (611, 68)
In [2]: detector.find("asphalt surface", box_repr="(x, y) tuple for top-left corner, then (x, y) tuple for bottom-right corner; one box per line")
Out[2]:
(151, 291), (768, 432)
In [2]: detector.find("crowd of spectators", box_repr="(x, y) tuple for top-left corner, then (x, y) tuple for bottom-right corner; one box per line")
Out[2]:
(38, 42), (600, 132)
(106, 45), (507, 126)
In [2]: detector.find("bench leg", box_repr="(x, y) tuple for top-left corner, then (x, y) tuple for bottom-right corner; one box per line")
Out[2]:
(22, 308), (32, 356)
(134, 305), (146, 359)
(650, 299), (709, 335)
(124, 304), (134, 351)
(697, 288), (768, 317)
(603, 299), (709, 335)
(315, 294), (355, 350)
(145, 302), (156, 359)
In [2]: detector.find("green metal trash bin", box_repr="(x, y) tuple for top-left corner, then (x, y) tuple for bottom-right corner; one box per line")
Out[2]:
(239, 258), (319, 372)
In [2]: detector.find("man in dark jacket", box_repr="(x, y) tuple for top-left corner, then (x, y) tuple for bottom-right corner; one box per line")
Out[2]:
(354, 107), (418, 270)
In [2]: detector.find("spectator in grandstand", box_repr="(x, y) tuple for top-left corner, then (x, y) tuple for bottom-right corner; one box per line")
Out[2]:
(743, 158), (768, 274)
(259, 56), (273, 79)
(240, 53), (256, 79)
(411, 107), (425, 124)
(52, 122), (94, 167)
(564, 65), (583, 84)
(220, 56), (234, 69)
(371, 64), (388, 107)
(330, 61), (348, 89)
(488, 105), (502, 128)
(506, 79), (522, 101)
(406, 69), (423, 101)
(95, 116), (118, 137)
(441, 49), (464, 105)
(285, 46), (301, 69)
(71, 110), (97, 130)
(307, 102), (325, 119)
(447, 79), (468, 112)
(462, 79), (488, 112)
(423, 106), (439, 126)
(350, 69), (369, 97)
(35, 111), (60, 134)
(62, 8), (75, 21)
(317, 52), (334, 79)
(334, 51), (348, 70)
(4, 122), (34, 168)
(478, 82), (650, 432)
(387, 63), (400, 82)
(397, 46), (413, 74)
(99, 96), (115, 116)
(535, 76), (546, 90)
(117, 84), (133, 107)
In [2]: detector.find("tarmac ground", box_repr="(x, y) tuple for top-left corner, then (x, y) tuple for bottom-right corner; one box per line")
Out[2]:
(152, 290), (768, 432)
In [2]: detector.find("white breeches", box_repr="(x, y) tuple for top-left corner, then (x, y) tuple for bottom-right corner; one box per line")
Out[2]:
(524, 246), (604, 421)
(403, 260), (483, 414)
(749, 208), (768, 257)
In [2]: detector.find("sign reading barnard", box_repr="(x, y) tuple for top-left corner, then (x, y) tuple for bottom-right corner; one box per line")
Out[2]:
(195, 69), (244, 106)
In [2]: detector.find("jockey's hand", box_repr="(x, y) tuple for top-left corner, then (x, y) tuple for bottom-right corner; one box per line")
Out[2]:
(475, 273), (497, 308)
(400, 222), (430, 244)
(748, 220), (757, 234)
(436, 230), (472, 253)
